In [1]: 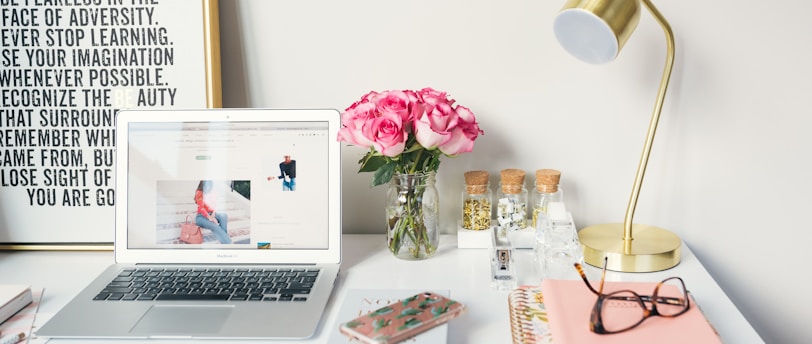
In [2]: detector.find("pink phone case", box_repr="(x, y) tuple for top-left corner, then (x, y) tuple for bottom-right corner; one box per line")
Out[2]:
(339, 291), (466, 344)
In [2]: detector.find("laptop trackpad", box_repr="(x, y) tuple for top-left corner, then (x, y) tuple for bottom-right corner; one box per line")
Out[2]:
(130, 305), (234, 335)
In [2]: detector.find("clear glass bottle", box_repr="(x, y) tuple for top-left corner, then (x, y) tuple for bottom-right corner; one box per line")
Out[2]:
(533, 210), (551, 279)
(538, 218), (583, 280)
(532, 169), (563, 228)
(532, 186), (583, 281)
(461, 170), (492, 231)
(495, 169), (527, 238)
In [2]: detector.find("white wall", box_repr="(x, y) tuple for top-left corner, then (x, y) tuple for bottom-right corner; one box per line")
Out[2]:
(218, 1), (812, 342)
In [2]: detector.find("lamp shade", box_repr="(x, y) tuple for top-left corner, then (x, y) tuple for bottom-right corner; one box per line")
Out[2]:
(553, 0), (641, 64)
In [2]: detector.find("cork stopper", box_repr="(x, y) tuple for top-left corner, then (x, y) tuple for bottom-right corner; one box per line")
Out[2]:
(500, 169), (526, 194)
(464, 170), (490, 194)
(535, 169), (561, 192)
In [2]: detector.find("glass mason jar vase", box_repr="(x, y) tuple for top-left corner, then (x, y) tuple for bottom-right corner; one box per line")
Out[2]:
(386, 172), (439, 260)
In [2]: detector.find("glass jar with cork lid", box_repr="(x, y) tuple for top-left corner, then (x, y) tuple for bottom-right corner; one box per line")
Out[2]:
(496, 168), (527, 238)
(532, 169), (563, 228)
(461, 170), (492, 231)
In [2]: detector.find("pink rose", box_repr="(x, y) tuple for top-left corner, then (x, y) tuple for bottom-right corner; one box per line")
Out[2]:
(414, 101), (459, 150)
(375, 90), (419, 124)
(402, 90), (425, 131)
(418, 87), (452, 104)
(345, 91), (379, 112)
(362, 112), (407, 157)
(337, 101), (377, 148)
(403, 89), (421, 103)
(437, 105), (483, 156)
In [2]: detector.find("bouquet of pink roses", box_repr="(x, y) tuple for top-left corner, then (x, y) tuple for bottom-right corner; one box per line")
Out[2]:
(338, 87), (483, 259)
(337, 87), (484, 186)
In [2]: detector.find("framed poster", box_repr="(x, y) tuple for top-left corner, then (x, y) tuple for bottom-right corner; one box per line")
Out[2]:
(0, 0), (222, 249)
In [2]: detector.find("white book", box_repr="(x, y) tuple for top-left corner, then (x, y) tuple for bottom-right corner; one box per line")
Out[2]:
(0, 285), (32, 325)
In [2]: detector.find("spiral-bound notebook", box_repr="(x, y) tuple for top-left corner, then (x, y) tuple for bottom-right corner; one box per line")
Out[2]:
(541, 279), (721, 344)
(507, 286), (553, 344)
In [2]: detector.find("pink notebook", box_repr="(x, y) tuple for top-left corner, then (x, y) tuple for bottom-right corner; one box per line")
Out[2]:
(541, 279), (721, 344)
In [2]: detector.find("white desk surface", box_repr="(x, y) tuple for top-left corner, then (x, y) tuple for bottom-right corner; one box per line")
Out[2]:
(0, 234), (763, 343)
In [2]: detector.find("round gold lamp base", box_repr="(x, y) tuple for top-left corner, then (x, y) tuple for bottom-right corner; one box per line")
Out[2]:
(578, 223), (681, 272)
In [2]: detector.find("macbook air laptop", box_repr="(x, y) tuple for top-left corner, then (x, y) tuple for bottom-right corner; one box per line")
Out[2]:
(37, 108), (343, 340)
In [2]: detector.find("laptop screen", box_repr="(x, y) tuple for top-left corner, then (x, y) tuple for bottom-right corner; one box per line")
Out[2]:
(124, 117), (331, 251)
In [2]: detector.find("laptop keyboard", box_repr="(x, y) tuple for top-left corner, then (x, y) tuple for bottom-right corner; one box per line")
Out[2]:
(93, 267), (320, 302)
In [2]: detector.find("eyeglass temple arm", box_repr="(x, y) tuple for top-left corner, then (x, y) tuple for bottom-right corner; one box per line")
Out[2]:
(574, 262), (601, 295)
(575, 257), (610, 295)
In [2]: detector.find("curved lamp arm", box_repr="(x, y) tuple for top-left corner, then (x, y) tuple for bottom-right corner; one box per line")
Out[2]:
(622, 0), (675, 251)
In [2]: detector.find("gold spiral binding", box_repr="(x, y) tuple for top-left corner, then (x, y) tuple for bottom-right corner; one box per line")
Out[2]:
(508, 288), (539, 344)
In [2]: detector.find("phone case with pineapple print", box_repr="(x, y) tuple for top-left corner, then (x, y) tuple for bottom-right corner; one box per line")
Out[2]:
(339, 291), (466, 344)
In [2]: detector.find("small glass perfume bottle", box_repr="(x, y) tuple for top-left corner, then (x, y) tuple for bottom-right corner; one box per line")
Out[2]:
(534, 201), (583, 281)
(496, 169), (527, 239)
(532, 169), (563, 228)
(461, 170), (492, 231)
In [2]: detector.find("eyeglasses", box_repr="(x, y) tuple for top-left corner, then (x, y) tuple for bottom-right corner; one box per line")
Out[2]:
(574, 257), (691, 334)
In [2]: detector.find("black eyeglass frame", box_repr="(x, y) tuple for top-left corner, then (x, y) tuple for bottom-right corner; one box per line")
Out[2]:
(574, 257), (692, 334)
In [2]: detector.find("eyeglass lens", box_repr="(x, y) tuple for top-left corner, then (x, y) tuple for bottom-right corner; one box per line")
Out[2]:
(598, 277), (689, 333)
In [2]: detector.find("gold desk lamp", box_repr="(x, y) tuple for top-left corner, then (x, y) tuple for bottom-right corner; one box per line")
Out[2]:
(553, 0), (681, 272)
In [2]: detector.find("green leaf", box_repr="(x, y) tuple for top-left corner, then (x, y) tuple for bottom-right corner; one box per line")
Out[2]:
(401, 295), (419, 306)
(368, 306), (394, 317)
(372, 163), (396, 187)
(358, 154), (388, 173)
(397, 318), (422, 331)
(372, 318), (392, 332)
(418, 297), (441, 309)
(344, 320), (364, 328)
(396, 308), (423, 319)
